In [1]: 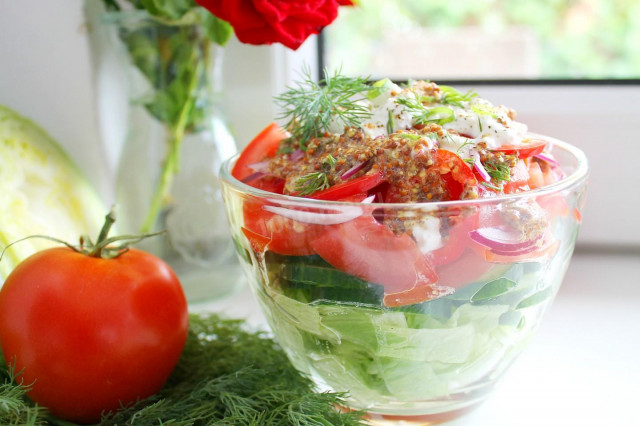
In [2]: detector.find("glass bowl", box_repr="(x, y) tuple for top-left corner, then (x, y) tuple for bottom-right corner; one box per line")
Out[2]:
(219, 135), (588, 424)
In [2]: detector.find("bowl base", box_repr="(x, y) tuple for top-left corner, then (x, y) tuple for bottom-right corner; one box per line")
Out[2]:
(339, 402), (480, 425)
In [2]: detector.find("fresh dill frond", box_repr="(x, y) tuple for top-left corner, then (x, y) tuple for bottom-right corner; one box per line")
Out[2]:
(439, 85), (478, 107)
(295, 172), (331, 196)
(275, 67), (373, 148)
(324, 154), (337, 169)
(484, 161), (511, 182)
(396, 97), (455, 125)
(481, 181), (503, 191)
(0, 357), (46, 425)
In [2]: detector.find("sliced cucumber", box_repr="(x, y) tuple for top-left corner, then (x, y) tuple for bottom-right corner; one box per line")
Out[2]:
(0, 105), (105, 281)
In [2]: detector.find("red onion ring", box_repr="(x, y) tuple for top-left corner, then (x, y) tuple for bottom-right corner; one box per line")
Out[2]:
(533, 153), (560, 167)
(241, 171), (266, 183)
(247, 160), (270, 173)
(290, 149), (304, 162)
(469, 226), (541, 253)
(262, 204), (364, 225)
(341, 161), (366, 180)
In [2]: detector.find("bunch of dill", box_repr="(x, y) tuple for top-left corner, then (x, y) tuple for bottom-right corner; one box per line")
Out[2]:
(0, 314), (365, 425)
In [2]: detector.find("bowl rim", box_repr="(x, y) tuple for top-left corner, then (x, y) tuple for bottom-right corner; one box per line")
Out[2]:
(219, 132), (589, 208)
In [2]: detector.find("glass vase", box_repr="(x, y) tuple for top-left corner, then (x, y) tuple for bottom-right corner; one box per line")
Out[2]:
(98, 10), (242, 303)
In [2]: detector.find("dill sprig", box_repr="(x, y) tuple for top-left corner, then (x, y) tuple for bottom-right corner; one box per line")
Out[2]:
(485, 161), (511, 182)
(0, 355), (46, 425)
(295, 172), (331, 196)
(275, 68), (373, 148)
(439, 85), (478, 107)
(396, 97), (455, 126)
(0, 314), (365, 425)
(294, 154), (336, 196)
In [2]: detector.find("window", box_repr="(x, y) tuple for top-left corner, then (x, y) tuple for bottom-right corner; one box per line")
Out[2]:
(323, 0), (640, 82)
(313, 0), (640, 250)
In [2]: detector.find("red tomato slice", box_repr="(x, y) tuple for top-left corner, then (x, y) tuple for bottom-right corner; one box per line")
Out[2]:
(428, 212), (479, 267)
(503, 159), (530, 194)
(311, 215), (440, 306)
(310, 171), (385, 200)
(434, 149), (478, 200)
(491, 138), (546, 159)
(232, 122), (287, 181)
(242, 199), (318, 256)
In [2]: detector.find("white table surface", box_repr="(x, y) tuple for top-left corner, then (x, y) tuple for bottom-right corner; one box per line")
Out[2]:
(194, 251), (640, 426)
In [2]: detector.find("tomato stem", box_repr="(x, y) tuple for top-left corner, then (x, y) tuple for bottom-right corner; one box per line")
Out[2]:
(89, 209), (165, 259)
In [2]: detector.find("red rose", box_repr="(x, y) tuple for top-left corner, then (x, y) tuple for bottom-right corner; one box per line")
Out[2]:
(196, 0), (353, 50)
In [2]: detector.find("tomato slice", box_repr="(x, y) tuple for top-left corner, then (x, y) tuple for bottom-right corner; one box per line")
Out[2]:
(242, 198), (318, 256)
(311, 215), (440, 306)
(310, 171), (385, 200)
(503, 159), (530, 194)
(232, 122), (287, 181)
(491, 138), (546, 159)
(428, 212), (478, 267)
(433, 149), (478, 200)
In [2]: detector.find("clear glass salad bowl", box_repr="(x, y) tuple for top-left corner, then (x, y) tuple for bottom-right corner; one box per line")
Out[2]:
(220, 135), (588, 424)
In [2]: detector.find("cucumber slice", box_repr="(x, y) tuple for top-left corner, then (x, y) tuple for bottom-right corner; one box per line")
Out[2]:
(0, 105), (105, 281)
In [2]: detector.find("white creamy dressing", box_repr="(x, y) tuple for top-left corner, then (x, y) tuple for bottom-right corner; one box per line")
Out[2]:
(412, 215), (443, 254)
(358, 83), (528, 155)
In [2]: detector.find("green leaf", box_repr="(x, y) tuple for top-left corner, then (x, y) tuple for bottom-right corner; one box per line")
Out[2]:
(471, 278), (517, 302)
(199, 9), (233, 46)
(516, 287), (553, 309)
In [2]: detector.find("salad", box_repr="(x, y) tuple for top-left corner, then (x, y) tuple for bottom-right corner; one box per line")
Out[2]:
(221, 72), (587, 417)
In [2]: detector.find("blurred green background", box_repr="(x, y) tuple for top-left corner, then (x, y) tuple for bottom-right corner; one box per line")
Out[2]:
(325, 0), (640, 80)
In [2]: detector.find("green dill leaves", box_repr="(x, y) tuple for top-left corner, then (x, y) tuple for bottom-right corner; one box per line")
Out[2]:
(275, 68), (373, 148)
(295, 172), (331, 196)
(485, 161), (511, 183)
(294, 154), (337, 196)
(0, 358), (45, 425)
(439, 85), (478, 107)
(397, 97), (455, 126)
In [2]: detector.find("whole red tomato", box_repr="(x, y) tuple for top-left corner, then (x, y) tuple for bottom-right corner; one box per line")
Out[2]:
(0, 245), (189, 424)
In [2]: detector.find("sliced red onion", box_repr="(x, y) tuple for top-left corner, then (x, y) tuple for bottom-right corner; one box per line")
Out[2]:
(469, 226), (541, 253)
(262, 204), (363, 225)
(473, 158), (491, 182)
(247, 160), (270, 173)
(241, 171), (266, 183)
(362, 195), (376, 204)
(341, 161), (367, 180)
(290, 149), (304, 162)
(533, 153), (560, 167)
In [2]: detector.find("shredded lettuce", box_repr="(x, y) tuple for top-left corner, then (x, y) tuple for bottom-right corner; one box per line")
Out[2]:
(253, 255), (554, 408)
